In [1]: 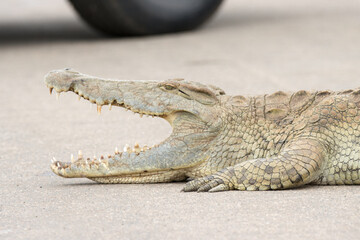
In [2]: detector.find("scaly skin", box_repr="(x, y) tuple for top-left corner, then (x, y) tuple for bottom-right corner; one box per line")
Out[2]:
(45, 69), (360, 192)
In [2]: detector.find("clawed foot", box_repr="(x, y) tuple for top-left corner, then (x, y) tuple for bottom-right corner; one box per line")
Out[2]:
(182, 168), (235, 192)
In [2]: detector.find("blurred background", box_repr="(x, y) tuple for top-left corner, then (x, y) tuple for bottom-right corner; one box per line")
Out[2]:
(1, 0), (359, 92)
(1, 1), (360, 239)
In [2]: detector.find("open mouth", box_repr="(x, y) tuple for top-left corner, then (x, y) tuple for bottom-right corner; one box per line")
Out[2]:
(47, 86), (176, 177)
(44, 69), (197, 184)
(44, 69), (219, 183)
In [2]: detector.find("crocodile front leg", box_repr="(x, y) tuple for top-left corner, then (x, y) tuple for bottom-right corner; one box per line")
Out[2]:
(183, 138), (327, 192)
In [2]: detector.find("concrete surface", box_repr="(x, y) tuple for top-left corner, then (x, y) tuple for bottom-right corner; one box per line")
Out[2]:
(1, 0), (360, 239)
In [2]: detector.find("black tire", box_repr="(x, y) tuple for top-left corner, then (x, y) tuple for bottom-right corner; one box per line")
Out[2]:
(68, 0), (223, 36)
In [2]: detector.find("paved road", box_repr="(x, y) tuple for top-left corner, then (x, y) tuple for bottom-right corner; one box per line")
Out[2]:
(1, 1), (360, 239)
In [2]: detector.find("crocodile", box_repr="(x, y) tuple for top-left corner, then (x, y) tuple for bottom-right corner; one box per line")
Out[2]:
(45, 69), (360, 192)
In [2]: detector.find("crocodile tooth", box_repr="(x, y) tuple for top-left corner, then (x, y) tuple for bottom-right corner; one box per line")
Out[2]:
(71, 154), (75, 163)
(56, 92), (60, 100)
(139, 113), (143, 118)
(124, 144), (129, 152)
(78, 95), (81, 101)
(56, 162), (60, 167)
(127, 145), (133, 153)
(78, 150), (83, 159)
(97, 105), (102, 115)
(115, 147), (119, 154)
(109, 104), (112, 110)
(134, 142), (141, 154)
(49, 87), (53, 95)
(51, 157), (56, 163)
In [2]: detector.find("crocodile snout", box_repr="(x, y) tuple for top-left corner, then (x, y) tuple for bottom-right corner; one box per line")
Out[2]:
(44, 68), (80, 92)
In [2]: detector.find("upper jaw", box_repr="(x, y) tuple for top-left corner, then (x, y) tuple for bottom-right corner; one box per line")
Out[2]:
(44, 69), (218, 123)
(44, 69), (172, 116)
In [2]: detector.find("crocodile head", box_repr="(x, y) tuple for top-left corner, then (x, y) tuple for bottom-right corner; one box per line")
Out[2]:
(45, 69), (226, 183)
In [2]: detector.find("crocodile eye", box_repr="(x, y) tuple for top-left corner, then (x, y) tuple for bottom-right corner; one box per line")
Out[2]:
(164, 84), (176, 90)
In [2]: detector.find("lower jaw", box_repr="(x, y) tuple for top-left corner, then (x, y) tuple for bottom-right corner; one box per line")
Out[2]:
(88, 170), (187, 184)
